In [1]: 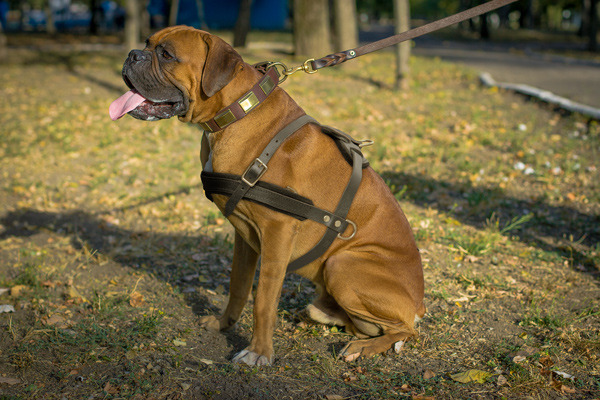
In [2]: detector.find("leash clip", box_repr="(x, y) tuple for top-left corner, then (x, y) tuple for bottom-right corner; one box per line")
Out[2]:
(284, 58), (317, 77)
(263, 59), (317, 84)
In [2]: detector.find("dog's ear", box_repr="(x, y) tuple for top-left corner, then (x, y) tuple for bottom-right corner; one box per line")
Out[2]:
(201, 35), (243, 98)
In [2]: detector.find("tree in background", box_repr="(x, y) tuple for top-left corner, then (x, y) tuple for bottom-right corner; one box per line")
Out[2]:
(333, 0), (358, 52)
(293, 0), (331, 57)
(590, 0), (598, 50)
(0, 18), (6, 59)
(394, 0), (411, 90)
(125, 0), (140, 49)
(233, 0), (252, 48)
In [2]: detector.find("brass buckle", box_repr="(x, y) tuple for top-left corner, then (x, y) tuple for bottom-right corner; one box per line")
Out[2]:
(241, 158), (268, 187)
(337, 219), (357, 241)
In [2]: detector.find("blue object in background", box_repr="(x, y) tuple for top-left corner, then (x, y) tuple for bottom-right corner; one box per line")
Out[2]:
(177, 0), (288, 30)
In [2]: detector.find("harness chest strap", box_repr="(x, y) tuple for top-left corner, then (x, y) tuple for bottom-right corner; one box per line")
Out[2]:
(201, 115), (366, 273)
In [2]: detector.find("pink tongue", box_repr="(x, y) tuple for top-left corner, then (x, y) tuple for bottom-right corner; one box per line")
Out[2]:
(109, 90), (146, 120)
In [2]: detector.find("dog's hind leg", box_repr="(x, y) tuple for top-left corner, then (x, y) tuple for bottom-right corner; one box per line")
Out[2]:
(198, 231), (259, 332)
(306, 289), (352, 328)
(322, 251), (424, 358)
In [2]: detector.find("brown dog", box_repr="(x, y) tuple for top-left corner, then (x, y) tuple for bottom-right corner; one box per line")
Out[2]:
(110, 25), (425, 366)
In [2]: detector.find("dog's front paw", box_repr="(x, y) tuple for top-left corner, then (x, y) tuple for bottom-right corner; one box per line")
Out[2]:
(232, 349), (272, 366)
(198, 315), (223, 333)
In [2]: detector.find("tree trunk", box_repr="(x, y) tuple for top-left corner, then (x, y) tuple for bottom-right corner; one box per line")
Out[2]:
(233, 0), (252, 48)
(580, 0), (591, 37)
(332, 0), (358, 51)
(195, 0), (208, 30)
(169, 0), (180, 27)
(293, 0), (331, 58)
(141, 0), (151, 39)
(125, 0), (141, 50)
(45, 1), (56, 35)
(89, 0), (99, 35)
(590, 0), (598, 51)
(480, 12), (490, 39)
(0, 19), (6, 60)
(394, 0), (410, 90)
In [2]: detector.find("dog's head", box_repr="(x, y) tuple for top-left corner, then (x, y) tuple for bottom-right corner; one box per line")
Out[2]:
(109, 25), (243, 122)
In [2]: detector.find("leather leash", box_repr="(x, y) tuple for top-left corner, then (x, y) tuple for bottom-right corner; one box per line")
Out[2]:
(274, 0), (519, 80)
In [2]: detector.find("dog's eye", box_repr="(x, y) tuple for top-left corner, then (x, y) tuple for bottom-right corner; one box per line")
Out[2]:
(162, 49), (174, 60)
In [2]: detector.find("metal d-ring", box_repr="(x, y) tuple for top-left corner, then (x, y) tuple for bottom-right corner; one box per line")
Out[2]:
(337, 219), (357, 241)
(358, 139), (374, 148)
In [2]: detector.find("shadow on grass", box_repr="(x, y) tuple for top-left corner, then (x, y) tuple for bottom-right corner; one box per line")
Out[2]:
(2, 170), (599, 286)
(382, 170), (600, 279)
(0, 207), (251, 355)
(17, 50), (126, 94)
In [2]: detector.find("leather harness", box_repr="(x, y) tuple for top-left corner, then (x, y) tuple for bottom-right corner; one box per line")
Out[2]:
(200, 77), (369, 272)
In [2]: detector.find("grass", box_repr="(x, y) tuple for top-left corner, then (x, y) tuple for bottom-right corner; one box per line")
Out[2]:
(0, 31), (599, 399)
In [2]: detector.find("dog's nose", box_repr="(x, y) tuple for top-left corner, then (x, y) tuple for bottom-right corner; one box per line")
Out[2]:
(129, 50), (146, 63)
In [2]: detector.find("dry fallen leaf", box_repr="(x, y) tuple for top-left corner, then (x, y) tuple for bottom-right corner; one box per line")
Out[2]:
(129, 291), (145, 307)
(497, 375), (508, 386)
(560, 385), (576, 394)
(399, 384), (411, 392)
(173, 339), (187, 347)
(513, 355), (527, 363)
(66, 287), (88, 304)
(0, 377), (21, 385)
(423, 369), (435, 379)
(103, 382), (118, 394)
(325, 395), (344, 400)
(10, 285), (28, 297)
(0, 305), (15, 313)
(42, 314), (70, 329)
(450, 369), (493, 384)
(553, 371), (575, 380)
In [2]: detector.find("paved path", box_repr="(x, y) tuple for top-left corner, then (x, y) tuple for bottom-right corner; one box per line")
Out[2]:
(360, 28), (600, 109)
(412, 38), (600, 108)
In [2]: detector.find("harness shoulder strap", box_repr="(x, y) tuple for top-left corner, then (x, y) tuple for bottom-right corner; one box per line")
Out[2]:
(223, 115), (317, 216)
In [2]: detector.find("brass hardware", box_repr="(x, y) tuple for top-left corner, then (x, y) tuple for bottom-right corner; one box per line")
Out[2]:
(323, 215), (331, 223)
(262, 59), (318, 84)
(199, 121), (213, 132)
(259, 75), (276, 95)
(239, 92), (259, 113)
(334, 220), (342, 228)
(215, 110), (237, 128)
(337, 219), (357, 241)
(284, 58), (317, 77)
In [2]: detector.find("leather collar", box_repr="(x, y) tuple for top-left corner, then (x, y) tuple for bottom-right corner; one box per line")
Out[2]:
(199, 67), (280, 133)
